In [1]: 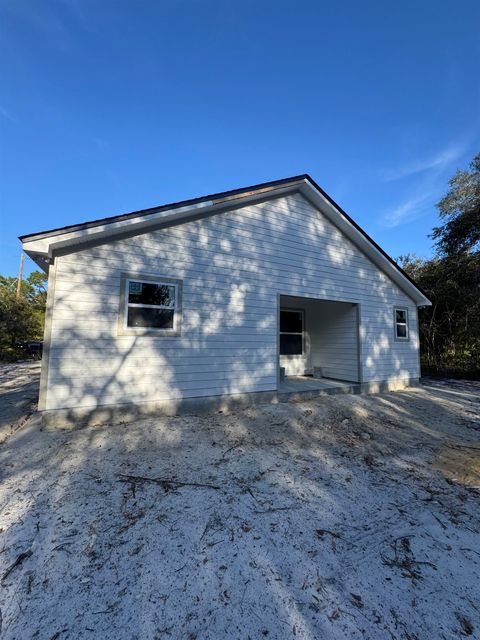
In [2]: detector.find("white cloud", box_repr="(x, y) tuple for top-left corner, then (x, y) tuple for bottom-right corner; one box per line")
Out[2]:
(382, 192), (435, 228)
(378, 134), (477, 227)
(382, 143), (466, 182)
(0, 105), (18, 123)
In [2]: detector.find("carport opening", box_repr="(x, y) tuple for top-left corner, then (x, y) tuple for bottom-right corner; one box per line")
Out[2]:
(279, 295), (360, 387)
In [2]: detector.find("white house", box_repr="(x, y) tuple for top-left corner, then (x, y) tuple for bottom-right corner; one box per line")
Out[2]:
(20, 175), (431, 426)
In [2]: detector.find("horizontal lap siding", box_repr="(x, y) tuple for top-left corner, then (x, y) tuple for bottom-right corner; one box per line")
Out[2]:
(309, 302), (359, 382)
(46, 193), (419, 410)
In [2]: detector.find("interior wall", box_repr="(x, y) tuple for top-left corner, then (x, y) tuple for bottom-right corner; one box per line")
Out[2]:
(280, 296), (359, 382)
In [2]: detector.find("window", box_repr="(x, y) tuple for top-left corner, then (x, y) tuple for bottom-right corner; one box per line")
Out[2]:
(394, 307), (409, 340)
(118, 273), (182, 336)
(280, 309), (304, 355)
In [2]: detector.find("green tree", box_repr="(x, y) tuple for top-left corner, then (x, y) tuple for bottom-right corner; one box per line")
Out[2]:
(400, 151), (480, 376)
(432, 152), (480, 255)
(0, 268), (47, 359)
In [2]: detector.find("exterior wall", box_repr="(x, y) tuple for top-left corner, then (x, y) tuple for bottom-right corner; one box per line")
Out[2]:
(43, 192), (420, 411)
(309, 300), (359, 382)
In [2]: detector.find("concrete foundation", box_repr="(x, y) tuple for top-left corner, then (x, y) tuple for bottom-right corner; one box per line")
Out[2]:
(41, 377), (420, 430)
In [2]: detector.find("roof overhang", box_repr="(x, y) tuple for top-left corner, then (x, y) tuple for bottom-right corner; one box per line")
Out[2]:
(20, 175), (431, 307)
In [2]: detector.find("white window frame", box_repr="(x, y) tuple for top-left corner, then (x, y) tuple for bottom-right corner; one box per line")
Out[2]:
(279, 308), (305, 356)
(118, 273), (183, 337)
(394, 306), (409, 341)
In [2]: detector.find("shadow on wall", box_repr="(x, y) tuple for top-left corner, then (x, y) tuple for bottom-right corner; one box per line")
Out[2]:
(45, 193), (420, 416)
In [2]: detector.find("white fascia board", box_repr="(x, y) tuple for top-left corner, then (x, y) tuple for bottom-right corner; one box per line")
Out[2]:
(21, 178), (429, 306)
(21, 199), (215, 257)
(21, 183), (299, 259)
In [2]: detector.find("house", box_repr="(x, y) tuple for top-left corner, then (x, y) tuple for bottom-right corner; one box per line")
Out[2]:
(20, 175), (431, 426)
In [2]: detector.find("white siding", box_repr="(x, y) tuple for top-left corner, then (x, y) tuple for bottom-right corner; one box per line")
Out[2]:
(309, 300), (359, 382)
(45, 193), (420, 411)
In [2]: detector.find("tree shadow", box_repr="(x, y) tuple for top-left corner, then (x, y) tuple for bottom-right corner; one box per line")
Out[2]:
(1, 377), (479, 638)
(4, 191), (474, 638)
(43, 191), (421, 419)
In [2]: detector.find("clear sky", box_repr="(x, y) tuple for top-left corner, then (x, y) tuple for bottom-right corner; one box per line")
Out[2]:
(1, 0), (479, 277)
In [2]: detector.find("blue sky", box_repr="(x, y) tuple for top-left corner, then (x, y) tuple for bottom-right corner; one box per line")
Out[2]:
(1, 0), (479, 277)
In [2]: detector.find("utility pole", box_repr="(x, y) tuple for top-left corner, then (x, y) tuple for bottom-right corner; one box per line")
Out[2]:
(16, 253), (24, 298)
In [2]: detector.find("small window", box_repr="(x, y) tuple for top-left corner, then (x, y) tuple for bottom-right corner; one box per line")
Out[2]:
(280, 309), (304, 355)
(118, 273), (182, 336)
(394, 307), (409, 340)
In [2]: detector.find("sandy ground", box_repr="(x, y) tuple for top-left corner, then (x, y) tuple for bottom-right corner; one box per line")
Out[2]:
(0, 364), (479, 640)
(0, 361), (41, 446)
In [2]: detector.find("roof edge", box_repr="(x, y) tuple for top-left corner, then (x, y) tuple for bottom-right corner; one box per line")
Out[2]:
(19, 174), (310, 242)
(19, 173), (431, 306)
(300, 176), (431, 306)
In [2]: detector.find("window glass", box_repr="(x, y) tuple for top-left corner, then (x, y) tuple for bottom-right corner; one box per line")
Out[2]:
(280, 334), (303, 355)
(128, 281), (175, 307)
(280, 310), (303, 333)
(279, 309), (303, 355)
(127, 307), (174, 329)
(396, 324), (407, 338)
(125, 279), (177, 330)
(394, 307), (409, 339)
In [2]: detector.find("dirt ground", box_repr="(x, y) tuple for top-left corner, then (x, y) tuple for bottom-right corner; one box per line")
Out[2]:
(0, 363), (479, 640)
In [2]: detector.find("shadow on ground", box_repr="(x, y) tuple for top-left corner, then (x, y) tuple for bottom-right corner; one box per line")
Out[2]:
(0, 370), (479, 640)
(0, 361), (40, 445)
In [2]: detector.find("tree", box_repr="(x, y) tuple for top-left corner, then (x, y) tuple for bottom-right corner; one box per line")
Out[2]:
(0, 268), (47, 358)
(0, 271), (47, 304)
(400, 151), (480, 376)
(401, 253), (479, 372)
(432, 152), (480, 255)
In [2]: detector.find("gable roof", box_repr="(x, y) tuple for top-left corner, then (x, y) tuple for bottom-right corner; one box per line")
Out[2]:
(19, 174), (431, 306)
